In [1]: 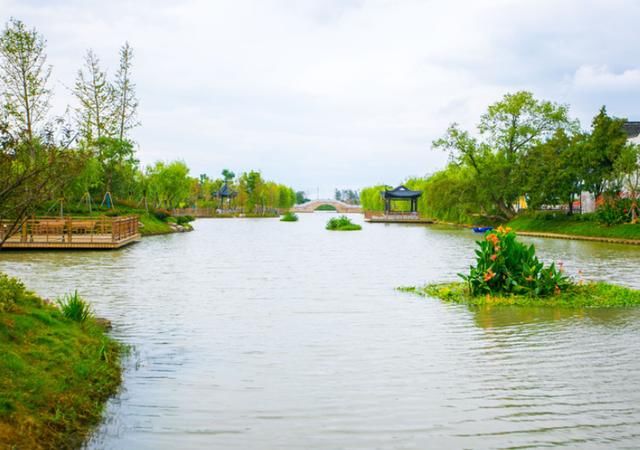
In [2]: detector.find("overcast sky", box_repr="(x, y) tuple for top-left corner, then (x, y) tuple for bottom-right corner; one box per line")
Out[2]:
(2, 0), (640, 197)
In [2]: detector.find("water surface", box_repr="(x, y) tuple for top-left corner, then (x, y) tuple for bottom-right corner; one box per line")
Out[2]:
(3, 213), (640, 449)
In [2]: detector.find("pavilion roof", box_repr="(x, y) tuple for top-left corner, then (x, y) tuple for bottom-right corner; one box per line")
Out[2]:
(381, 185), (422, 199)
(623, 121), (640, 139)
(217, 182), (235, 197)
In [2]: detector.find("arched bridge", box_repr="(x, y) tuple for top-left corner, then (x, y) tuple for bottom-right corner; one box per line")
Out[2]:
(292, 199), (363, 213)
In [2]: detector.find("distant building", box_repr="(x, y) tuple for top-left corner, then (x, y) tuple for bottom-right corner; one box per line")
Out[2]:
(623, 121), (640, 144)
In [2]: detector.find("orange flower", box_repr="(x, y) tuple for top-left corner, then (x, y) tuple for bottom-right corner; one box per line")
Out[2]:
(486, 233), (499, 246)
(483, 268), (496, 282)
(525, 275), (534, 282)
(554, 285), (561, 295)
(490, 254), (497, 261)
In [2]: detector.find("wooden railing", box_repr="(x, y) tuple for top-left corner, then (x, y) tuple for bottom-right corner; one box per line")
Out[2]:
(364, 211), (419, 219)
(1, 215), (139, 245)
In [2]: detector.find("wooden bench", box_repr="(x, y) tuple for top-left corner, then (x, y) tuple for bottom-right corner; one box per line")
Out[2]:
(71, 220), (97, 234)
(36, 220), (65, 235)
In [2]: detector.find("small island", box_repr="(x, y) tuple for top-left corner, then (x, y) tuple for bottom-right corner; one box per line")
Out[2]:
(401, 227), (640, 307)
(326, 216), (362, 231)
(280, 211), (299, 222)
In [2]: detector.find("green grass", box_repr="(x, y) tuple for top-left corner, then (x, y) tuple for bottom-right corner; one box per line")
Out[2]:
(137, 213), (173, 235)
(326, 216), (362, 231)
(0, 273), (122, 449)
(507, 213), (640, 240)
(280, 212), (299, 222)
(315, 204), (337, 211)
(400, 281), (640, 308)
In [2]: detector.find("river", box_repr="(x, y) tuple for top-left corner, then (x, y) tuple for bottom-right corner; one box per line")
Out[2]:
(3, 213), (640, 449)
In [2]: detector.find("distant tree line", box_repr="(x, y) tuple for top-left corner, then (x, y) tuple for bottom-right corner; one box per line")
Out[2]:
(361, 91), (640, 224)
(334, 189), (360, 204)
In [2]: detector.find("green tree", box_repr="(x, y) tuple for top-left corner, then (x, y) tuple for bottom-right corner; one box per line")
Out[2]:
(221, 169), (235, 183)
(614, 143), (640, 223)
(295, 191), (309, 204)
(0, 18), (51, 146)
(581, 107), (628, 198)
(520, 129), (584, 213)
(434, 91), (576, 219)
(146, 160), (191, 208)
(93, 137), (137, 195)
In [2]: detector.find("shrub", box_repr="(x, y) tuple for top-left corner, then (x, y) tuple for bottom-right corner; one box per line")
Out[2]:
(0, 273), (29, 312)
(596, 198), (637, 226)
(176, 215), (195, 225)
(152, 208), (171, 221)
(460, 226), (571, 297)
(326, 215), (362, 231)
(57, 291), (93, 323)
(280, 212), (299, 222)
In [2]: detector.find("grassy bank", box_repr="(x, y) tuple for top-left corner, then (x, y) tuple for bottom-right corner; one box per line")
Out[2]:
(507, 213), (640, 241)
(401, 282), (640, 308)
(0, 274), (122, 449)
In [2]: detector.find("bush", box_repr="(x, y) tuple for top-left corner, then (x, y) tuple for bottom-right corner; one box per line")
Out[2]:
(596, 198), (637, 226)
(326, 215), (362, 231)
(176, 215), (195, 225)
(460, 226), (571, 297)
(57, 290), (93, 323)
(280, 212), (299, 222)
(0, 273), (30, 312)
(152, 208), (171, 221)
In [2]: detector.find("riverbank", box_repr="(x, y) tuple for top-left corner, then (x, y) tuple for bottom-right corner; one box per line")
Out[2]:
(402, 282), (640, 307)
(0, 273), (122, 449)
(403, 211), (640, 246)
(506, 214), (640, 245)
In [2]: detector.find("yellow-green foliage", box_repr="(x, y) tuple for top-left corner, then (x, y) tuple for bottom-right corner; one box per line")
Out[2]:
(360, 185), (387, 212)
(0, 273), (122, 449)
(360, 165), (484, 223)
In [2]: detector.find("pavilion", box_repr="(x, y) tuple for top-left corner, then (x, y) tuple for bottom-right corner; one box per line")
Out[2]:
(381, 185), (422, 214)
(364, 185), (431, 223)
(216, 182), (236, 210)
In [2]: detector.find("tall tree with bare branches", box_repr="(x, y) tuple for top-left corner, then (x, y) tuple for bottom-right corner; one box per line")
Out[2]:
(0, 18), (51, 147)
(114, 42), (139, 140)
(73, 49), (115, 141)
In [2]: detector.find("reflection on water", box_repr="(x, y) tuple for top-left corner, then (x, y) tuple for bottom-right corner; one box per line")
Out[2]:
(2, 214), (640, 449)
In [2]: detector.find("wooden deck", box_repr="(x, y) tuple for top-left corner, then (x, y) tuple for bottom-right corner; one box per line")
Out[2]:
(1, 216), (141, 249)
(364, 211), (435, 224)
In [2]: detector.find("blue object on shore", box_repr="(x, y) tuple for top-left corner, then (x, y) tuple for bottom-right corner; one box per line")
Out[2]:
(472, 226), (493, 233)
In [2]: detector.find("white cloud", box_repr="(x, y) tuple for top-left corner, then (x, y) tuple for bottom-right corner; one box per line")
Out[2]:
(1, 0), (640, 196)
(573, 65), (640, 90)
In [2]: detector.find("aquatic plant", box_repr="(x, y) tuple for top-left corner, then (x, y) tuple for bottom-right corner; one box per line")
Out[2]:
(57, 290), (94, 322)
(460, 226), (571, 296)
(280, 211), (299, 222)
(326, 215), (362, 231)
